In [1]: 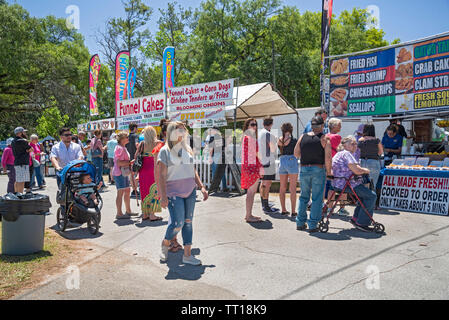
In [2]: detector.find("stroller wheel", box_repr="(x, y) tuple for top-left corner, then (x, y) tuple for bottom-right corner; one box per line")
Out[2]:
(318, 220), (329, 233)
(374, 223), (385, 234)
(87, 215), (99, 235)
(57, 207), (67, 232)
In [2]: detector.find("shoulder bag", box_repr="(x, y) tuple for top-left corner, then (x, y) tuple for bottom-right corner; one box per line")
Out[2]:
(132, 142), (144, 172)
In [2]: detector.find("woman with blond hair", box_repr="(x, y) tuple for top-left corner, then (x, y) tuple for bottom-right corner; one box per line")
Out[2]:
(136, 126), (164, 221)
(113, 131), (135, 219)
(158, 121), (208, 265)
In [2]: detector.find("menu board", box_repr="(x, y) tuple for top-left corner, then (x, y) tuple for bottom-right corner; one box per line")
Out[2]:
(329, 34), (449, 117)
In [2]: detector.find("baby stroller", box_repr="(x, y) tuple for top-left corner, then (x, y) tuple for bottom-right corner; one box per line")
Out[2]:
(318, 174), (385, 234)
(56, 160), (103, 235)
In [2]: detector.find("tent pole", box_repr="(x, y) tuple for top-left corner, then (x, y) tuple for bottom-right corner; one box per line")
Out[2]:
(234, 78), (239, 164)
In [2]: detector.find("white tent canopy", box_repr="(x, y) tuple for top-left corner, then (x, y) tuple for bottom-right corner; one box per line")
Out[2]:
(225, 82), (297, 121)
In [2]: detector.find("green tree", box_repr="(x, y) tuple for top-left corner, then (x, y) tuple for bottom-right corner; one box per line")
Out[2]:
(144, 1), (193, 90)
(0, 3), (90, 139)
(36, 106), (69, 138)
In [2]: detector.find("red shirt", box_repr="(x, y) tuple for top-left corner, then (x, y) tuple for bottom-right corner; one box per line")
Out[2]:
(327, 133), (342, 158)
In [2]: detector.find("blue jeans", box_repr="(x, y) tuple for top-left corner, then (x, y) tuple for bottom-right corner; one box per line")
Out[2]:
(164, 189), (197, 246)
(361, 159), (381, 188)
(297, 166), (326, 229)
(92, 157), (104, 185)
(346, 184), (376, 226)
(211, 161), (227, 190)
(30, 165), (43, 188)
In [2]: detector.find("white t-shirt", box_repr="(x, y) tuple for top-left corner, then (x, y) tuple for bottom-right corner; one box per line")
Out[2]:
(157, 145), (196, 198)
(258, 128), (277, 171)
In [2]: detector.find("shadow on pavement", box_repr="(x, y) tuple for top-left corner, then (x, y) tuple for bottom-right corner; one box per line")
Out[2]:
(374, 209), (401, 215)
(246, 219), (273, 230)
(135, 219), (168, 228)
(50, 224), (103, 240)
(113, 219), (136, 227)
(263, 211), (292, 220)
(208, 192), (243, 199)
(164, 249), (216, 281)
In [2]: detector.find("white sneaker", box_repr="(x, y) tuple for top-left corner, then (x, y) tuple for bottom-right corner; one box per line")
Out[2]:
(182, 255), (202, 266)
(160, 243), (169, 262)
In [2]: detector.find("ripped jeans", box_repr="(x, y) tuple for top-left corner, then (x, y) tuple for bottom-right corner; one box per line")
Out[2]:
(164, 189), (197, 246)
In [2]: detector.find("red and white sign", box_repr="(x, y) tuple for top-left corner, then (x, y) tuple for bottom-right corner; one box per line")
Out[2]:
(116, 94), (165, 119)
(167, 79), (234, 111)
(380, 174), (449, 215)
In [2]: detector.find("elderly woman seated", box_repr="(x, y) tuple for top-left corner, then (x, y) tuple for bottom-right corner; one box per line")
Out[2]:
(331, 136), (376, 232)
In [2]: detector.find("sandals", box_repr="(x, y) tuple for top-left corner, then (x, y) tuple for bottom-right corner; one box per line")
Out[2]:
(150, 216), (163, 222)
(291, 212), (298, 217)
(281, 211), (290, 215)
(245, 216), (263, 223)
(169, 241), (183, 252)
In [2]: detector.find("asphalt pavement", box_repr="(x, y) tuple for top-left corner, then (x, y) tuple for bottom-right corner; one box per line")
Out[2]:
(2, 175), (449, 300)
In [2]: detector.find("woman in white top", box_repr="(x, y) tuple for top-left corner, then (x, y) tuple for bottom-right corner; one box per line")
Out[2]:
(158, 121), (208, 266)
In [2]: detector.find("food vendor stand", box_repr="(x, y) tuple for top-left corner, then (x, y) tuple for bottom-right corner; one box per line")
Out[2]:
(327, 31), (449, 215)
(77, 118), (116, 139)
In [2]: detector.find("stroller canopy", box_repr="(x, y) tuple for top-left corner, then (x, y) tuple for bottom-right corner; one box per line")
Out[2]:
(59, 160), (96, 186)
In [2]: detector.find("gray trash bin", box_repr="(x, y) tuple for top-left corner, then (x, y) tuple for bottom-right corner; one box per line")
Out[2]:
(0, 193), (52, 256)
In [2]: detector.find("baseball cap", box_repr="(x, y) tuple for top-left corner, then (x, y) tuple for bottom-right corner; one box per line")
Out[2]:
(14, 127), (27, 135)
(6, 138), (13, 146)
(311, 116), (324, 126)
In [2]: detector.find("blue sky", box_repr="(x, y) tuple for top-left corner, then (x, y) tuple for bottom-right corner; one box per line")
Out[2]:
(9, 0), (449, 57)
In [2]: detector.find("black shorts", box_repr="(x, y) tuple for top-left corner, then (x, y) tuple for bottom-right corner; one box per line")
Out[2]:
(261, 174), (275, 181)
(262, 162), (276, 180)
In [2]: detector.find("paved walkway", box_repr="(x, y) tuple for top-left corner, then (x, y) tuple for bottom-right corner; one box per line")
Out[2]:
(2, 175), (449, 300)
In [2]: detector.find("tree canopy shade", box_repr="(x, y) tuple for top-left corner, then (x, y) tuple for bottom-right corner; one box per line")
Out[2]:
(0, 0), (398, 140)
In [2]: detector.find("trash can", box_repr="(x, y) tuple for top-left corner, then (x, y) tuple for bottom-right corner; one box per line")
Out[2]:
(0, 193), (52, 256)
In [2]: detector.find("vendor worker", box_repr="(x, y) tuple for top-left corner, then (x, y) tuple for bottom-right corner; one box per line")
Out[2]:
(382, 125), (402, 166)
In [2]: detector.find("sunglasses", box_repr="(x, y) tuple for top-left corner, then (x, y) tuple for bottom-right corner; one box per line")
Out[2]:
(63, 133), (72, 137)
(250, 123), (257, 127)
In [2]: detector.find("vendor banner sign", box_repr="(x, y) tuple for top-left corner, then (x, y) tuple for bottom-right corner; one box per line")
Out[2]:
(169, 107), (227, 128)
(116, 94), (165, 130)
(78, 118), (116, 132)
(167, 79), (233, 128)
(89, 54), (101, 116)
(329, 33), (449, 117)
(115, 51), (130, 102)
(380, 174), (449, 215)
(163, 47), (175, 93)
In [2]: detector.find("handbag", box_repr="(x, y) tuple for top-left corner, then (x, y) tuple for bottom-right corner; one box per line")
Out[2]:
(32, 157), (40, 168)
(121, 166), (131, 177)
(132, 142), (144, 172)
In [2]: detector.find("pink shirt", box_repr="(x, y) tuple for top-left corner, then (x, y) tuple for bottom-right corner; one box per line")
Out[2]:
(113, 145), (130, 176)
(327, 133), (342, 158)
(1, 147), (14, 167)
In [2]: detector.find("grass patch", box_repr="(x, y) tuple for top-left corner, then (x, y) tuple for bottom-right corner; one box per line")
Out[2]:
(0, 222), (87, 300)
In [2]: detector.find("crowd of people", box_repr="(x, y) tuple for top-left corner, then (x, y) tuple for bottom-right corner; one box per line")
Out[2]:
(240, 108), (407, 233)
(2, 109), (406, 266)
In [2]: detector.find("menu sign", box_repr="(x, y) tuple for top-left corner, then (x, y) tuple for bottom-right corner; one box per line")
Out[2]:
(329, 34), (449, 117)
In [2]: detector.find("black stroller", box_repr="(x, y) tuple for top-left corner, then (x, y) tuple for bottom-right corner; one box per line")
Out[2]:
(56, 160), (102, 234)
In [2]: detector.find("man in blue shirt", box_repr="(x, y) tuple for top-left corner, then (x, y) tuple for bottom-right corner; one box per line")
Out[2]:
(382, 125), (402, 166)
(50, 127), (84, 187)
(304, 108), (329, 134)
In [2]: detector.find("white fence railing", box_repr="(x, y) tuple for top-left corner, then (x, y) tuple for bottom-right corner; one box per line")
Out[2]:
(194, 154), (301, 192)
